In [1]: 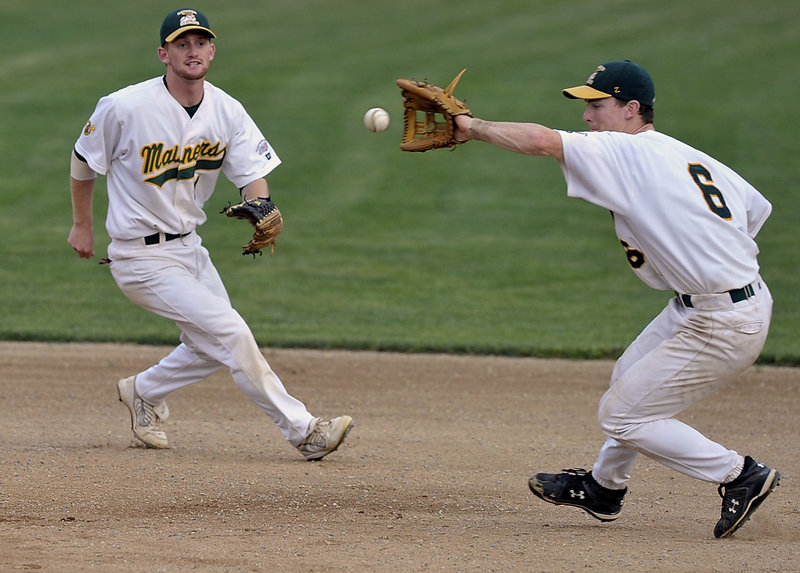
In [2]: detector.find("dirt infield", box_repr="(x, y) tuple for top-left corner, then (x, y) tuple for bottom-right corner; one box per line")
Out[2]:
(1, 342), (798, 571)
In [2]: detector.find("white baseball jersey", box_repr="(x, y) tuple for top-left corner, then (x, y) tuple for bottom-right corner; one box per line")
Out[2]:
(557, 130), (771, 295)
(74, 76), (280, 240)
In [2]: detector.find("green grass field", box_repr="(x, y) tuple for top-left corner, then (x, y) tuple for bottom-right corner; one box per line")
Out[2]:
(1, 0), (798, 363)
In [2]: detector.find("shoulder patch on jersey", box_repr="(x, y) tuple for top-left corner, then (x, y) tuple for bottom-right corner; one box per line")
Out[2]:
(256, 139), (272, 160)
(83, 120), (96, 136)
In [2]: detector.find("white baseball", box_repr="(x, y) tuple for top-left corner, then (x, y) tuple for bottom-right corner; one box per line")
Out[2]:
(364, 107), (390, 132)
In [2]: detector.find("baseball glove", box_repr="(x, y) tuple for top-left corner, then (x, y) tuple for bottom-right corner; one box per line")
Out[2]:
(396, 68), (471, 152)
(221, 197), (284, 257)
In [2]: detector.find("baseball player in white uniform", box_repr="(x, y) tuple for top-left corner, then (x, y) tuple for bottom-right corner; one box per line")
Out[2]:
(453, 60), (779, 537)
(67, 8), (353, 461)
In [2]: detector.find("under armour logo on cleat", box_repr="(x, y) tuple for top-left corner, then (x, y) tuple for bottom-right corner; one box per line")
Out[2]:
(727, 499), (740, 514)
(570, 489), (586, 500)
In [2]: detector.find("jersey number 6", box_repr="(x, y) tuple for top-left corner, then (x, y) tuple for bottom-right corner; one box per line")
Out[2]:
(688, 163), (732, 220)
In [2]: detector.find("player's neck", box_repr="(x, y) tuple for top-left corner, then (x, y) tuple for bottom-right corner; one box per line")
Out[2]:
(630, 123), (655, 135)
(163, 73), (205, 108)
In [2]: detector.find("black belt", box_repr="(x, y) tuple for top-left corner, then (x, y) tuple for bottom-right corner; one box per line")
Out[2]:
(679, 283), (755, 308)
(143, 231), (191, 245)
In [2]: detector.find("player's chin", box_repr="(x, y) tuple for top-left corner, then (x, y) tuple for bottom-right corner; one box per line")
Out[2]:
(178, 65), (209, 80)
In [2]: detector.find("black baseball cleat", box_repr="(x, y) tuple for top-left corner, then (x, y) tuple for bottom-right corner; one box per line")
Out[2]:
(714, 456), (780, 538)
(529, 468), (626, 522)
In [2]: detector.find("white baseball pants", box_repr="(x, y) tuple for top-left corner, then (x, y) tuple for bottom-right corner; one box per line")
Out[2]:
(107, 232), (315, 446)
(591, 279), (772, 489)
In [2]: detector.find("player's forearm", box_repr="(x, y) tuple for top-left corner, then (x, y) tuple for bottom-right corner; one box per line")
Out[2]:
(241, 178), (270, 201)
(68, 178), (96, 258)
(465, 118), (564, 160)
(70, 178), (95, 227)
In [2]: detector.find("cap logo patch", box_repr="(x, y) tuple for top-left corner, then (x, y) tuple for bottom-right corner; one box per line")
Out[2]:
(586, 65), (606, 86)
(177, 9), (201, 27)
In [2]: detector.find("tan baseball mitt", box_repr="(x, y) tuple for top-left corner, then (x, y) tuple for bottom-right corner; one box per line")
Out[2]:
(221, 197), (284, 257)
(396, 69), (471, 152)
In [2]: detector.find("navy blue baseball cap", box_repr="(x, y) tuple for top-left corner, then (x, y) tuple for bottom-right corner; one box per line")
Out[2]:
(563, 60), (655, 107)
(160, 8), (216, 45)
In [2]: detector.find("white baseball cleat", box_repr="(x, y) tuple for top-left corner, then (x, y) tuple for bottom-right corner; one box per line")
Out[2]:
(297, 416), (354, 460)
(117, 376), (170, 449)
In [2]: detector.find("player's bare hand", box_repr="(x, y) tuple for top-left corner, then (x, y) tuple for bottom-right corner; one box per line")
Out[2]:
(454, 115), (473, 143)
(68, 225), (95, 259)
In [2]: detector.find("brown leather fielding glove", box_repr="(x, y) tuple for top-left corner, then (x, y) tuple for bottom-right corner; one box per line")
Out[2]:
(221, 197), (284, 256)
(396, 69), (471, 152)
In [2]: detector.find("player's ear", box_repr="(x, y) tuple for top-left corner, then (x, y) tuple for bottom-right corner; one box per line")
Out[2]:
(625, 100), (641, 119)
(157, 46), (169, 65)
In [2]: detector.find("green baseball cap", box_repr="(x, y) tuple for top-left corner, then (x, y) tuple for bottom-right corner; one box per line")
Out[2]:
(160, 8), (216, 45)
(563, 60), (655, 107)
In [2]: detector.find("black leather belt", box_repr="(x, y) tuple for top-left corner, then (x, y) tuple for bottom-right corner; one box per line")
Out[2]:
(143, 231), (191, 245)
(680, 283), (755, 308)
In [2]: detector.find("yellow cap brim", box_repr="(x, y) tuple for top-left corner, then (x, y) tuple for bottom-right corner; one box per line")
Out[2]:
(164, 26), (216, 44)
(562, 85), (612, 100)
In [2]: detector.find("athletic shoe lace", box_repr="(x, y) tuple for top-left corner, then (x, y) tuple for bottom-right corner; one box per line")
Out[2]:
(135, 397), (160, 428)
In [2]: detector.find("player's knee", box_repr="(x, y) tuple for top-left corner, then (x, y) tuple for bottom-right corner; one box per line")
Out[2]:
(597, 391), (631, 440)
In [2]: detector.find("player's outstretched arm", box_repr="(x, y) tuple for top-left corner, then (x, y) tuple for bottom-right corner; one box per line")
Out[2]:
(454, 115), (563, 161)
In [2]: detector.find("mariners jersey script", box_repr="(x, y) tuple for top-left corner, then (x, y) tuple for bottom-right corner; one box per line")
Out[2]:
(75, 77), (280, 240)
(558, 130), (771, 295)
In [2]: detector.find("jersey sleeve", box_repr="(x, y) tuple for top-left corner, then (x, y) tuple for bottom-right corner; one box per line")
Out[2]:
(73, 95), (122, 176)
(222, 105), (281, 188)
(557, 130), (634, 214)
(729, 170), (772, 238)
(744, 189), (772, 238)
(703, 158), (772, 238)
